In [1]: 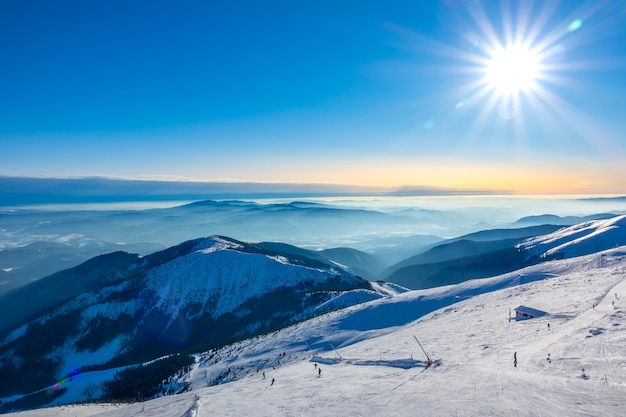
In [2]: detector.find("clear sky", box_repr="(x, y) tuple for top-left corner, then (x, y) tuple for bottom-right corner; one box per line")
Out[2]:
(2, 0), (626, 194)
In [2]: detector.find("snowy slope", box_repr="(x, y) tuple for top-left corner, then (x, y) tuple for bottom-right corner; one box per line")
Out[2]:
(520, 214), (626, 259)
(0, 236), (381, 409)
(144, 237), (369, 320)
(10, 246), (626, 416)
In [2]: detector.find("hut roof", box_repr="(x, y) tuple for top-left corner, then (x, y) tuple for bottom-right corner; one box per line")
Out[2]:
(514, 305), (548, 317)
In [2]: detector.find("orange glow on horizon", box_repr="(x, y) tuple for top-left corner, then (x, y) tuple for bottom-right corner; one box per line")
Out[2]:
(207, 158), (626, 196)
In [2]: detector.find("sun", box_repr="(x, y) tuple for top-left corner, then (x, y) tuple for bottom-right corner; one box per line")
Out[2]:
(484, 45), (540, 95)
(395, 0), (615, 138)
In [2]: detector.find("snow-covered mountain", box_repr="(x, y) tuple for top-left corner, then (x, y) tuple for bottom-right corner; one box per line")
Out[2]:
(6, 240), (626, 416)
(0, 236), (384, 408)
(3, 216), (626, 415)
(384, 216), (626, 290)
(382, 224), (563, 289)
(519, 214), (626, 259)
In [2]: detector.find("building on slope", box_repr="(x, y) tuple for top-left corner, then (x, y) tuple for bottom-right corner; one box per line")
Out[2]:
(514, 305), (548, 321)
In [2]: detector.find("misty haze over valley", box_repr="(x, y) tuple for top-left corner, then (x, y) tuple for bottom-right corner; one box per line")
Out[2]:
(3, 192), (626, 294)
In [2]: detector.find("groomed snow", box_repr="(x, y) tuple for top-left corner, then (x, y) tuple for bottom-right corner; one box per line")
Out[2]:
(8, 246), (626, 416)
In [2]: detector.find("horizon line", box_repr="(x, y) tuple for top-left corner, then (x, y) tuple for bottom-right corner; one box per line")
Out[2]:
(2, 176), (625, 207)
(0, 175), (508, 202)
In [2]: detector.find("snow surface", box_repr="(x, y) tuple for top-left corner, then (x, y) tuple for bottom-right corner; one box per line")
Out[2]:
(144, 240), (359, 321)
(8, 246), (626, 416)
(520, 214), (626, 259)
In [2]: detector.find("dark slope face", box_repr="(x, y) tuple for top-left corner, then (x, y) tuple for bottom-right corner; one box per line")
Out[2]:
(385, 225), (562, 275)
(382, 225), (563, 289)
(0, 251), (140, 335)
(385, 246), (535, 289)
(0, 236), (377, 400)
(455, 224), (563, 242)
(319, 247), (388, 280)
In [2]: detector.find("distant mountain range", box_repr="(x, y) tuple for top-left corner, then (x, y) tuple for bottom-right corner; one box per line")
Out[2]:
(0, 199), (451, 293)
(381, 225), (562, 289)
(381, 215), (626, 289)
(513, 212), (617, 226)
(2, 201), (622, 297)
(3, 198), (622, 297)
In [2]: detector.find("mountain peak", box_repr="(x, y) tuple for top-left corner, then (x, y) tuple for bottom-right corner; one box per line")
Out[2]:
(192, 235), (245, 254)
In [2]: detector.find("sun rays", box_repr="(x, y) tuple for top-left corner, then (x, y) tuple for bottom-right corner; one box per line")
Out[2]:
(371, 1), (626, 193)
(456, 1), (581, 131)
(402, 0), (624, 144)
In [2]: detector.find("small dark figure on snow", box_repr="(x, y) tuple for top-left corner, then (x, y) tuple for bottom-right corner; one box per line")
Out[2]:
(546, 353), (551, 363)
(271, 377), (275, 386)
(318, 367), (322, 377)
(263, 371), (266, 379)
(547, 323), (550, 330)
(514, 351), (518, 367)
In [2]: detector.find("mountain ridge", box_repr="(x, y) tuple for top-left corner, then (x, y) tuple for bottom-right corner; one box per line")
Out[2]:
(382, 217), (626, 289)
(0, 236), (385, 401)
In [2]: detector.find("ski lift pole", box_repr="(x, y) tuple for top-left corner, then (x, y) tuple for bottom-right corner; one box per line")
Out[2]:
(413, 335), (432, 366)
(330, 343), (342, 360)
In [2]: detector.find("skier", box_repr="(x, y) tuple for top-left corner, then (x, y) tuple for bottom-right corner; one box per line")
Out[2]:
(318, 367), (322, 377)
(271, 377), (275, 386)
(262, 371), (266, 380)
(514, 351), (518, 367)
(547, 323), (550, 331)
(546, 353), (551, 363)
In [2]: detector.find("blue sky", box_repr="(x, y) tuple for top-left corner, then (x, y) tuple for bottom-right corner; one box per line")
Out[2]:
(2, 0), (626, 194)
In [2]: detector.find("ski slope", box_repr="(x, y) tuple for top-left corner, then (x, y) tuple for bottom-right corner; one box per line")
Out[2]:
(7, 247), (626, 417)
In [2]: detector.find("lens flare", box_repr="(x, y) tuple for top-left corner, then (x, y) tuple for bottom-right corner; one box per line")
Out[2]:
(568, 19), (583, 32)
(48, 367), (81, 395)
